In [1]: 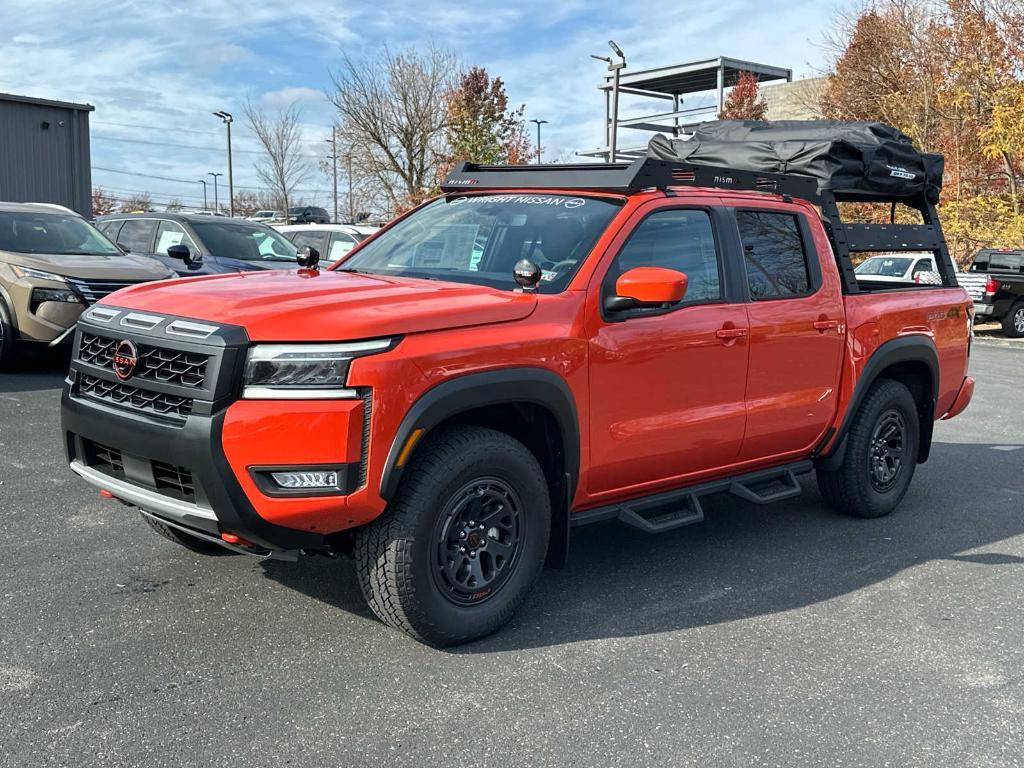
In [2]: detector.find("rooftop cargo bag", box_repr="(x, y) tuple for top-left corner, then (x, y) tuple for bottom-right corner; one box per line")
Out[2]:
(647, 120), (944, 202)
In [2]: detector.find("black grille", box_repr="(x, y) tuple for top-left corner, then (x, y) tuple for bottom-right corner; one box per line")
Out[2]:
(79, 333), (116, 367)
(79, 374), (194, 418)
(152, 460), (196, 503)
(79, 333), (209, 388)
(138, 345), (208, 387)
(66, 277), (143, 305)
(85, 440), (126, 480)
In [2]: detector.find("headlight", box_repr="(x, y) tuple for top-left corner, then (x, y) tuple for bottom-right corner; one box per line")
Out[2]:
(242, 339), (393, 399)
(30, 287), (83, 312)
(12, 265), (68, 283)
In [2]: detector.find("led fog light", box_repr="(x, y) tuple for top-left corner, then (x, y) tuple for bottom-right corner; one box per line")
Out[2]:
(270, 471), (339, 489)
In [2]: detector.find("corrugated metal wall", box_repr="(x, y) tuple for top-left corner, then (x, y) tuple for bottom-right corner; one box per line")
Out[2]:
(0, 96), (93, 215)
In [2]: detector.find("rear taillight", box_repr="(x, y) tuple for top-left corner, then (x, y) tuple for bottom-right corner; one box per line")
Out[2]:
(984, 277), (999, 294)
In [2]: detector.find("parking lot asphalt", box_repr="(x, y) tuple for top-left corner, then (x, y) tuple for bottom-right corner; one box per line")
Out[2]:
(2, 340), (1023, 768)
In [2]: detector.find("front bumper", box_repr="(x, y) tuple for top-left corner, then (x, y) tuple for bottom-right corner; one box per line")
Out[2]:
(61, 309), (372, 553)
(62, 388), (338, 552)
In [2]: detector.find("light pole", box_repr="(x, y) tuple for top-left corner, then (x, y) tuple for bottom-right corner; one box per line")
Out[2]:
(592, 40), (626, 162)
(347, 153), (354, 223)
(197, 179), (208, 212)
(325, 129), (339, 224)
(529, 119), (548, 164)
(208, 172), (222, 214)
(213, 111), (234, 217)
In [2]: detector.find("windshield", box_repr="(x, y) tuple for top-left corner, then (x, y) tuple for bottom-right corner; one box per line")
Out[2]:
(336, 194), (622, 292)
(0, 211), (121, 256)
(190, 220), (297, 262)
(855, 256), (913, 276)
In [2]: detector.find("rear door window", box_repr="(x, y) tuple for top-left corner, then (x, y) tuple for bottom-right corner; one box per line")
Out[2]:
(116, 219), (158, 254)
(736, 211), (811, 299)
(328, 232), (358, 260)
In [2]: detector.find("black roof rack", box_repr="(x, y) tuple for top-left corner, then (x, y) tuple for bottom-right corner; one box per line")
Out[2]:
(440, 158), (959, 294)
(441, 158), (822, 201)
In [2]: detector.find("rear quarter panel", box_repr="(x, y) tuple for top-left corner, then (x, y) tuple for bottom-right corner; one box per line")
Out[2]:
(841, 287), (971, 420)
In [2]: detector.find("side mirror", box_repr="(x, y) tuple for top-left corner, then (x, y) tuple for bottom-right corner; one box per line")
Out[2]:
(166, 244), (192, 263)
(297, 245), (320, 269)
(605, 266), (688, 312)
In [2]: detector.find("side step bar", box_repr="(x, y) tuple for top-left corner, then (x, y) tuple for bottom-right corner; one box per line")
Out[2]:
(571, 461), (813, 534)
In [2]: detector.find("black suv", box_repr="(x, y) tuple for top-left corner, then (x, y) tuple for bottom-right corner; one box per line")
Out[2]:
(96, 213), (297, 276)
(287, 206), (331, 224)
(962, 248), (1024, 337)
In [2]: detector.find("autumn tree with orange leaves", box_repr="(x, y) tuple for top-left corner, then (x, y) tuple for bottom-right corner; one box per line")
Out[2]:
(820, 0), (1024, 265)
(443, 67), (531, 175)
(719, 71), (768, 120)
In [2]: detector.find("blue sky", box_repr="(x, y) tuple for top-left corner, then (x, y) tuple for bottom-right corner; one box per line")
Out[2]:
(1, 0), (838, 210)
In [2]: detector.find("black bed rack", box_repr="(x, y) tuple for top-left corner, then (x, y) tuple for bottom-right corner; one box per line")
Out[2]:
(441, 158), (959, 294)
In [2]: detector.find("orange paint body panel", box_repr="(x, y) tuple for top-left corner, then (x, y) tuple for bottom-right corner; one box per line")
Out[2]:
(221, 399), (364, 531)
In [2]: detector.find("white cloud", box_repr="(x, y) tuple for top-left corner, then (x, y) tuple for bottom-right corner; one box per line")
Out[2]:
(1, 0), (839, 206)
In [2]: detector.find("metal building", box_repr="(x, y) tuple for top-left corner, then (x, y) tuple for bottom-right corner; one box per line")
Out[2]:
(583, 57), (792, 161)
(0, 93), (94, 215)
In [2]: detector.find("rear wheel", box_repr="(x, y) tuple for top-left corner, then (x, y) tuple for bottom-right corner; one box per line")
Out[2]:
(817, 379), (920, 519)
(0, 300), (17, 371)
(355, 425), (550, 646)
(1002, 302), (1024, 338)
(141, 512), (239, 556)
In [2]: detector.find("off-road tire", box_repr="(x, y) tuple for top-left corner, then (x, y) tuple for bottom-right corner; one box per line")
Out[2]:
(0, 300), (16, 371)
(817, 379), (920, 519)
(1002, 302), (1024, 338)
(141, 512), (239, 556)
(355, 425), (550, 647)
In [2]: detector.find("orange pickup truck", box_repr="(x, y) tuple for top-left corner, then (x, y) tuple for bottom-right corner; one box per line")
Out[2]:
(62, 124), (974, 645)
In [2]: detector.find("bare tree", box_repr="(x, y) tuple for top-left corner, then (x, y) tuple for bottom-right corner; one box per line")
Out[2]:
(243, 100), (311, 217)
(330, 46), (458, 214)
(119, 193), (152, 213)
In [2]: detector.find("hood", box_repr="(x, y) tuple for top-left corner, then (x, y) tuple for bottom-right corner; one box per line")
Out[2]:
(102, 268), (538, 340)
(1, 250), (174, 280)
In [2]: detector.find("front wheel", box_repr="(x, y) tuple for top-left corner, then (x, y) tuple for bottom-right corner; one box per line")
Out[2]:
(1002, 302), (1024, 338)
(817, 379), (920, 518)
(355, 425), (550, 646)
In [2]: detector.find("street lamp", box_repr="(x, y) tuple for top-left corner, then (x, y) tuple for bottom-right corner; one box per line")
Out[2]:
(197, 179), (208, 212)
(592, 40), (626, 162)
(212, 111), (234, 217)
(529, 119), (548, 164)
(325, 129), (339, 224)
(208, 172), (223, 214)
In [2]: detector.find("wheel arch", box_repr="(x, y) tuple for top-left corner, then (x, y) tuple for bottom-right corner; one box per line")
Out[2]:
(818, 335), (938, 468)
(378, 368), (580, 566)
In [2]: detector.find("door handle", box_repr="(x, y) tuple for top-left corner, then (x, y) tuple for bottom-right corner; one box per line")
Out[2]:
(715, 327), (748, 340)
(813, 319), (841, 333)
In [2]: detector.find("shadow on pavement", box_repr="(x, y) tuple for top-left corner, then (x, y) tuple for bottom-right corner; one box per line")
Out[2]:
(261, 441), (1024, 653)
(0, 348), (70, 394)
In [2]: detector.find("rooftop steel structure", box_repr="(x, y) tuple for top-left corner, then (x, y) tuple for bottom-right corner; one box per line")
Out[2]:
(583, 57), (792, 161)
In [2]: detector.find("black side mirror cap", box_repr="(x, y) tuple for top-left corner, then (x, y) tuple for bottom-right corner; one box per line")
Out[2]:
(297, 245), (320, 268)
(165, 244), (192, 263)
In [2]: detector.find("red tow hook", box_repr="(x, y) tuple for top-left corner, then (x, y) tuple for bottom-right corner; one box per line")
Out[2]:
(99, 489), (115, 499)
(220, 532), (254, 548)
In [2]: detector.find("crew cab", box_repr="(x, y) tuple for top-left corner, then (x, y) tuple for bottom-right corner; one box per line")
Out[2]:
(958, 248), (1024, 337)
(62, 148), (974, 646)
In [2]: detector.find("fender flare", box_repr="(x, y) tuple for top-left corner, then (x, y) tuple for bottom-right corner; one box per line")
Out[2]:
(817, 335), (939, 468)
(378, 367), (580, 502)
